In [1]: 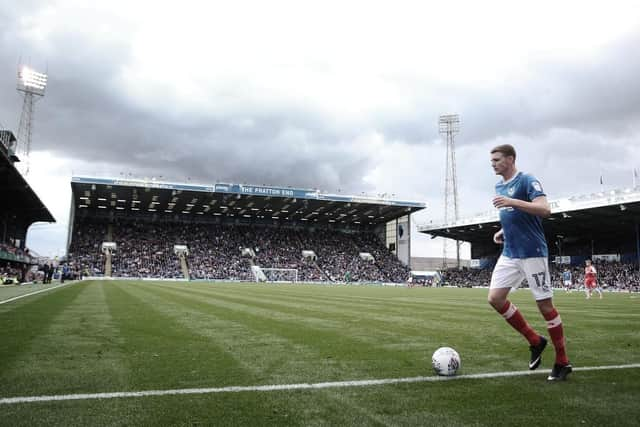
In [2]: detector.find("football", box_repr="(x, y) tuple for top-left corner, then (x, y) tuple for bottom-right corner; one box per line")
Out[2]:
(432, 347), (461, 376)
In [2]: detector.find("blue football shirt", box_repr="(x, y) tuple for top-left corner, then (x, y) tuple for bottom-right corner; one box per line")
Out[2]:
(495, 171), (548, 258)
(562, 271), (571, 281)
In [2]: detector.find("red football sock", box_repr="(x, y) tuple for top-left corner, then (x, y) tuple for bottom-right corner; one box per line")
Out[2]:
(498, 301), (541, 346)
(544, 308), (569, 365)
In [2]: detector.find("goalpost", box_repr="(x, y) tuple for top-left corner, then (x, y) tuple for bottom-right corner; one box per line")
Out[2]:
(253, 267), (299, 283)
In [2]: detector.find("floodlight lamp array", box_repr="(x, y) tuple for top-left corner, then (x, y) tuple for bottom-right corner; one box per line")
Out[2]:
(438, 114), (460, 133)
(18, 66), (48, 94)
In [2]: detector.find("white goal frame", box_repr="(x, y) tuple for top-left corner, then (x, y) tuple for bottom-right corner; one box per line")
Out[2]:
(260, 268), (299, 283)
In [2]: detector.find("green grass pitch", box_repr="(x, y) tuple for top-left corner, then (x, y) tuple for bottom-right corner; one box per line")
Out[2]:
(1, 280), (639, 426)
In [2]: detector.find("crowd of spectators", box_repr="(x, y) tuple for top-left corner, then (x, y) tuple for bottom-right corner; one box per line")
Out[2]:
(66, 220), (410, 282)
(299, 229), (387, 282)
(439, 260), (640, 292)
(440, 268), (492, 288)
(551, 261), (640, 292)
(0, 261), (47, 284)
(186, 225), (254, 281)
(0, 263), (23, 284)
(66, 223), (106, 276)
(112, 222), (184, 279)
(1, 240), (35, 283)
(0, 241), (33, 261)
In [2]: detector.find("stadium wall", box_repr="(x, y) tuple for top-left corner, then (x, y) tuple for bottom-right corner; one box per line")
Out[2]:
(411, 257), (470, 270)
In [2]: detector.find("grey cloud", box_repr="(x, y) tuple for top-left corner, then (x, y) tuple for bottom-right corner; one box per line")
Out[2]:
(0, 5), (376, 193)
(462, 34), (640, 142)
(378, 33), (640, 146)
(2, 1), (639, 205)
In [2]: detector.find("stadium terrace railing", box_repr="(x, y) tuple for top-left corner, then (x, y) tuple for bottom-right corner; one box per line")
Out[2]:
(0, 249), (35, 264)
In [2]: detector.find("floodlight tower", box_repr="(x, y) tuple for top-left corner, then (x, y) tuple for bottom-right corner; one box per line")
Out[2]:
(16, 65), (48, 175)
(439, 114), (461, 269)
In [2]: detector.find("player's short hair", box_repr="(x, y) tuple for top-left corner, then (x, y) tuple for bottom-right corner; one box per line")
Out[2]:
(490, 144), (516, 160)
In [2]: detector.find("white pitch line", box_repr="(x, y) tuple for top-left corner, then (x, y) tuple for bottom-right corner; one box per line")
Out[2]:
(0, 281), (80, 305)
(1, 363), (639, 405)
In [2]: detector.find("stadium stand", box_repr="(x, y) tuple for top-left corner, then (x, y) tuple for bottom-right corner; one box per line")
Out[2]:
(551, 261), (640, 292)
(0, 129), (55, 283)
(66, 177), (422, 283)
(419, 187), (640, 260)
(68, 219), (412, 282)
(440, 267), (492, 288)
(420, 188), (640, 292)
(438, 261), (640, 292)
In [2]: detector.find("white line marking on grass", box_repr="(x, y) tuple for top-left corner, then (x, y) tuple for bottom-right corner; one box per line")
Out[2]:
(1, 363), (639, 405)
(0, 281), (80, 305)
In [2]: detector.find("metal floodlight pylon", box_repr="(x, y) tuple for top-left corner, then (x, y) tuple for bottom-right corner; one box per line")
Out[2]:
(16, 65), (48, 175)
(439, 114), (461, 269)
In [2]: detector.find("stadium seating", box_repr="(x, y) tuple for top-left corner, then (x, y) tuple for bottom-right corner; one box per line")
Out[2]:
(66, 222), (106, 276)
(67, 220), (411, 283)
(550, 261), (640, 292)
(440, 261), (640, 292)
(66, 220), (640, 291)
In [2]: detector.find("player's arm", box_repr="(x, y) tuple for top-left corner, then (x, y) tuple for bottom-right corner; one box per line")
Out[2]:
(493, 228), (504, 244)
(492, 195), (551, 218)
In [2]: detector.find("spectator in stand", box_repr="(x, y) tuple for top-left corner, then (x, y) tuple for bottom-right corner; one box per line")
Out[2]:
(441, 268), (492, 288)
(442, 260), (640, 293)
(67, 220), (411, 283)
(65, 218), (640, 291)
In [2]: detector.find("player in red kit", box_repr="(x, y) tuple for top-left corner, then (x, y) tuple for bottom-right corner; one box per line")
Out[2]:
(584, 260), (603, 299)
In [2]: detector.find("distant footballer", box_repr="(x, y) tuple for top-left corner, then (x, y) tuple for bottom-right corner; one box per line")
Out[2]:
(584, 260), (603, 299)
(562, 268), (572, 293)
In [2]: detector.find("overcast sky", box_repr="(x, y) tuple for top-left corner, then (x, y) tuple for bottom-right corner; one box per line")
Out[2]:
(1, 1), (640, 259)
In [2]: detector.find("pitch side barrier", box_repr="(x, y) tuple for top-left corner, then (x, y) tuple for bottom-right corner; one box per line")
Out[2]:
(83, 276), (188, 282)
(77, 279), (640, 292)
(82, 276), (409, 287)
(84, 277), (269, 284)
(84, 276), (300, 284)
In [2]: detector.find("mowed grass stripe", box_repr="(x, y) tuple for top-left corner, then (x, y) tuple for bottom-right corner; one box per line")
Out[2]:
(130, 282), (545, 378)
(144, 283), (441, 338)
(103, 281), (259, 390)
(0, 281), (133, 398)
(131, 282), (640, 374)
(186, 285), (496, 363)
(101, 281), (342, 426)
(149, 283), (511, 347)
(116, 281), (346, 384)
(197, 283), (492, 322)
(0, 281), (639, 426)
(136, 281), (452, 346)
(143, 282), (410, 313)
(150, 281), (472, 315)
(547, 296), (640, 367)
(137, 283), (469, 372)
(188, 282), (488, 315)
(139, 282), (493, 342)
(175, 283), (591, 330)
(0, 281), (81, 304)
(127, 282), (427, 381)
(0, 281), (89, 392)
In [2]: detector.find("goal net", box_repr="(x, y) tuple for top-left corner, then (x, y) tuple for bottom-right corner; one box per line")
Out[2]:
(259, 267), (298, 283)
